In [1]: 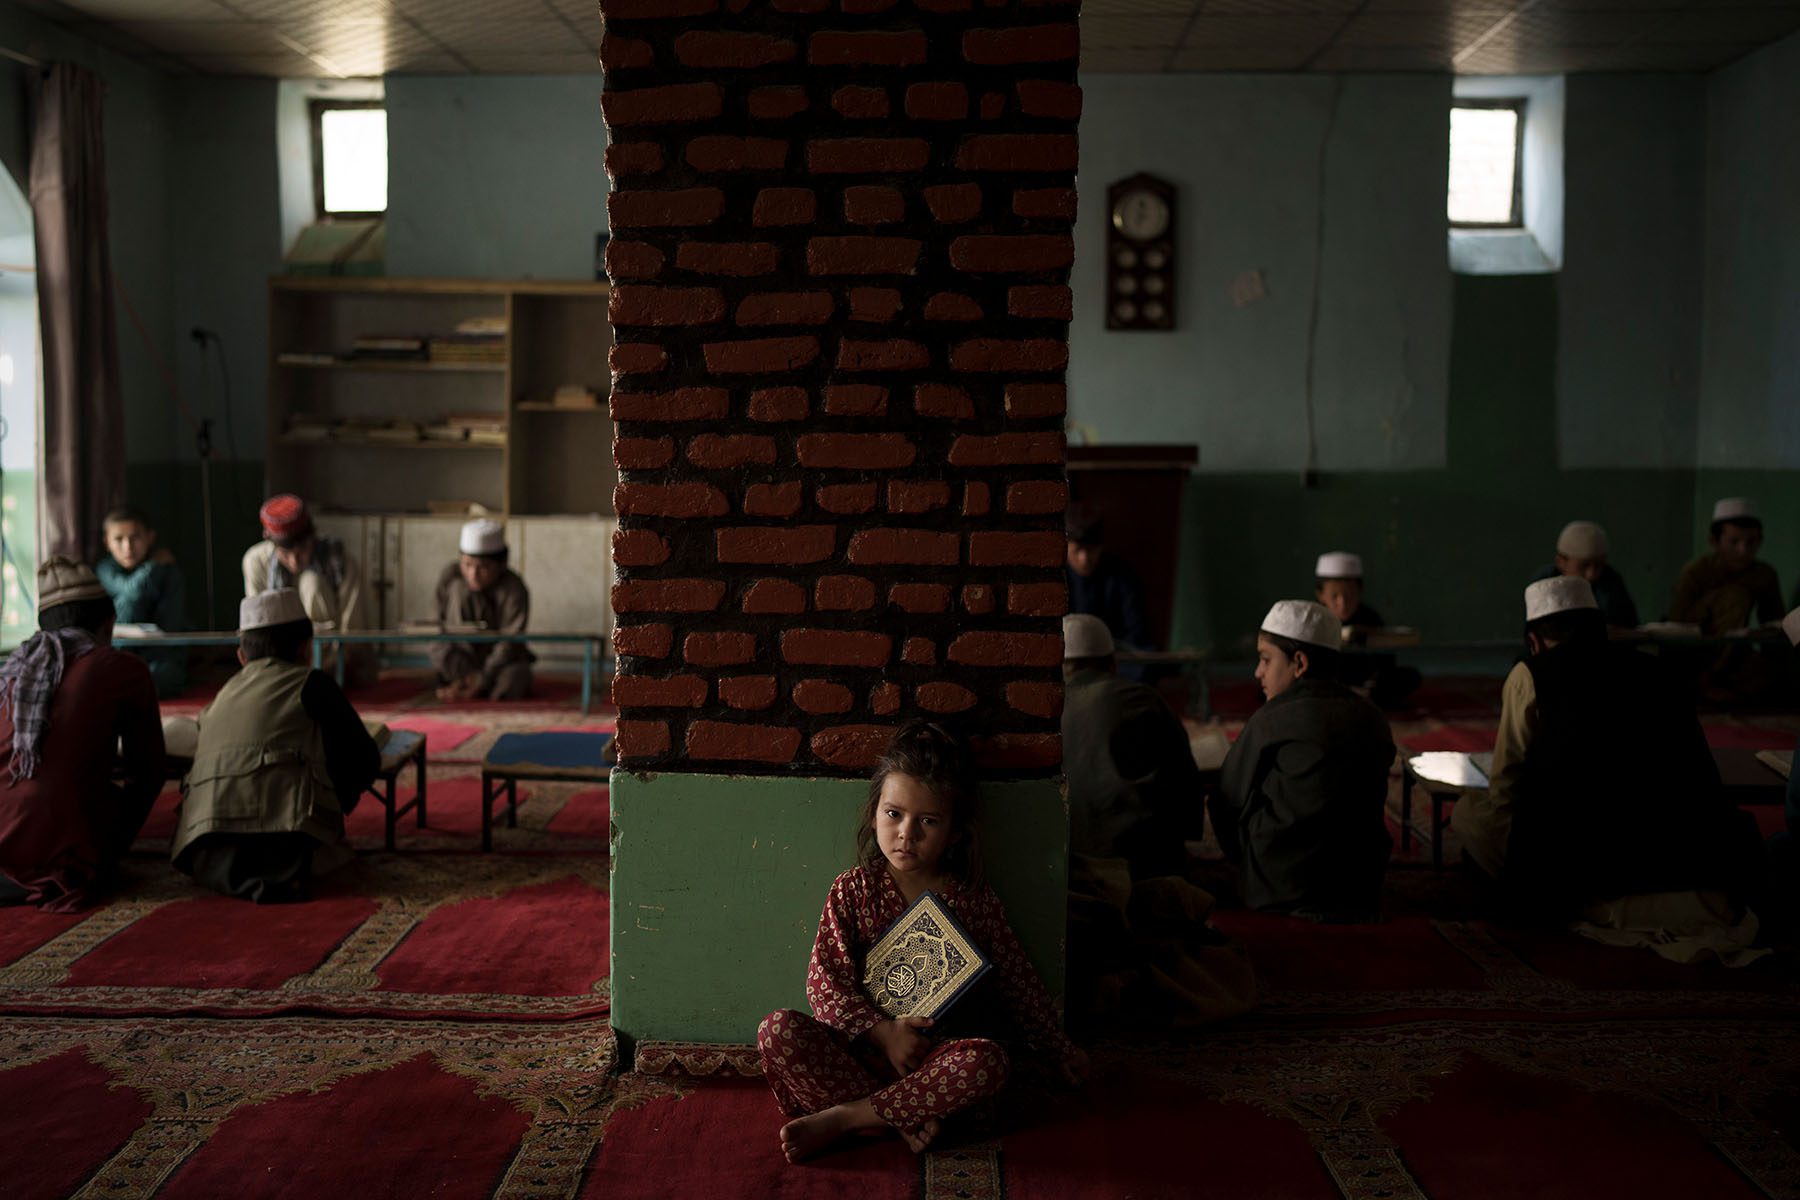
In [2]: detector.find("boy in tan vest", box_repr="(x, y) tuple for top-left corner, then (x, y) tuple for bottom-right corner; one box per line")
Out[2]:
(172, 589), (380, 902)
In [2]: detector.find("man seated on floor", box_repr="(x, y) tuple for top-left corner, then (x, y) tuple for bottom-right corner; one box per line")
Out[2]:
(1063, 614), (1204, 878)
(1451, 577), (1762, 954)
(1210, 600), (1395, 922)
(172, 589), (380, 903)
(0, 559), (164, 911)
(1063, 613), (1256, 1030)
(243, 493), (376, 687)
(432, 518), (533, 702)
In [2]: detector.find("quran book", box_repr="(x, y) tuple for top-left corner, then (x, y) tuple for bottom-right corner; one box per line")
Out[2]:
(862, 890), (991, 1023)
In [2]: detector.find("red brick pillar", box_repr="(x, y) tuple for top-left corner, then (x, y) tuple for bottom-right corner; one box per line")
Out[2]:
(601, 0), (1079, 776)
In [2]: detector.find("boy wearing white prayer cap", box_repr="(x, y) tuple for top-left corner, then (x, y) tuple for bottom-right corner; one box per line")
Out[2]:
(1061, 614), (1204, 880)
(432, 518), (534, 702)
(1313, 552), (1421, 709)
(1670, 498), (1783, 637)
(1450, 577), (1758, 928)
(1210, 600), (1395, 921)
(1529, 520), (1639, 630)
(172, 589), (381, 903)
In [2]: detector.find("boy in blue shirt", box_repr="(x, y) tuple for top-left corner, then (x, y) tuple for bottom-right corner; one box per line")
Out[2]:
(95, 506), (188, 697)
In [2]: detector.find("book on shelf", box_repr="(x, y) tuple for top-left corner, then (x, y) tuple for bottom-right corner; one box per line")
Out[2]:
(456, 315), (508, 337)
(551, 385), (601, 409)
(466, 428), (507, 446)
(277, 351), (337, 366)
(442, 412), (508, 432)
(420, 423), (469, 442)
(363, 422), (423, 444)
(286, 416), (336, 440)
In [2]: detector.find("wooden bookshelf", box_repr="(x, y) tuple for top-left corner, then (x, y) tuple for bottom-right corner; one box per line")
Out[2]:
(267, 277), (613, 517)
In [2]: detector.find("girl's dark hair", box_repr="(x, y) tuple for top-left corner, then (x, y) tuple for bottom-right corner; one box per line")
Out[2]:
(1261, 631), (1341, 683)
(855, 719), (982, 885)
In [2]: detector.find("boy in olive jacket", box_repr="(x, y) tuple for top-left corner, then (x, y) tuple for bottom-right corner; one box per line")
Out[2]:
(172, 589), (380, 903)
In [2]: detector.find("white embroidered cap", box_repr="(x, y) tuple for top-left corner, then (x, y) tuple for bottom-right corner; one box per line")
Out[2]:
(1783, 607), (1800, 648)
(1524, 576), (1598, 623)
(239, 588), (307, 632)
(1712, 497), (1758, 523)
(1314, 551), (1363, 580)
(460, 518), (506, 556)
(36, 556), (108, 613)
(1261, 599), (1341, 649)
(1555, 521), (1608, 559)
(1063, 613), (1116, 660)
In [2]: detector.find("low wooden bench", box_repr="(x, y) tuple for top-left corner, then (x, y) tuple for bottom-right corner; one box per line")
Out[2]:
(479, 731), (612, 851)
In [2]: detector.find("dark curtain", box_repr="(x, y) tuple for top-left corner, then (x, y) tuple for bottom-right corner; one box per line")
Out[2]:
(29, 62), (123, 562)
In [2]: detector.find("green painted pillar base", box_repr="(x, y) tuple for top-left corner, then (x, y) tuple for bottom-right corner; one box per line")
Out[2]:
(609, 771), (1068, 1049)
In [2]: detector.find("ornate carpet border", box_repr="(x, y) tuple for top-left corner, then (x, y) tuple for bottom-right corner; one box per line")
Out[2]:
(633, 1040), (761, 1078)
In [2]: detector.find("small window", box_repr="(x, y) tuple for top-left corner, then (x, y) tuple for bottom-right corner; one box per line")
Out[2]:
(310, 100), (387, 219)
(1447, 101), (1523, 227)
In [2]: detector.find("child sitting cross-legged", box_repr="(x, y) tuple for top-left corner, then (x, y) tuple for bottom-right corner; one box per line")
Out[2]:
(757, 720), (1088, 1162)
(171, 589), (381, 903)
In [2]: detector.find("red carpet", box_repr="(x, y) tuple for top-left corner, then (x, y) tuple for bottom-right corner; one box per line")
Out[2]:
(5, 684), (1799, 1198)
(387, 714), (484, 751)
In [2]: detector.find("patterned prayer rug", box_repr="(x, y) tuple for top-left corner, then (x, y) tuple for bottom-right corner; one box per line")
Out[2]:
(7, 687), (1800, 1198)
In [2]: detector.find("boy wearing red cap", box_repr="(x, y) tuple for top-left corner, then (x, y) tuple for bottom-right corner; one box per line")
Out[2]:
(241, 495), (373, 685)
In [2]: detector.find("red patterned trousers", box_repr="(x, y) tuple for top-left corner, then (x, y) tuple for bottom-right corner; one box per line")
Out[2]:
(756, 1008), (1009, 1130)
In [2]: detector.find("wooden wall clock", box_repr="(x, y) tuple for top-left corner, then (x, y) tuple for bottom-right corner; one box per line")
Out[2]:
(1105, 173), (1177, 331)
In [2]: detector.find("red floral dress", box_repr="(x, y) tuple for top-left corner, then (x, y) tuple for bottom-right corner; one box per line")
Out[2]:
(757, 865), (1074, 1130)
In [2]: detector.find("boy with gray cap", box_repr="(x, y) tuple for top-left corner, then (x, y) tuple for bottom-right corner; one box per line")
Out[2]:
(431, 518), (533, 702)
(1210, 600), (1395, 921)
(0, 558), (163, 910)
(1453, 577), (1757, 922)
(172, 589), (380, 903)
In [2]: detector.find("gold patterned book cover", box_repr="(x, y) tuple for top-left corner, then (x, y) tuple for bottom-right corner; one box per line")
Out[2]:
(862, 891), (992, 1022)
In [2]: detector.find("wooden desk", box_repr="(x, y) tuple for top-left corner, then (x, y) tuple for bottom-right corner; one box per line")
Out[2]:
(1401, 745), (1788, 872)
(107, 629), (610, 716)
(479, 732), (612, 851)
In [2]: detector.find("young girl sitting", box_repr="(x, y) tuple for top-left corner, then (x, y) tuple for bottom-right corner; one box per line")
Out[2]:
(757, 721), (1087, 1162)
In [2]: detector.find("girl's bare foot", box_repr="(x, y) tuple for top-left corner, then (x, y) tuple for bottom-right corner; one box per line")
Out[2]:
(899, 1118), (941, 1154)
(780, 1099), (883, 1162)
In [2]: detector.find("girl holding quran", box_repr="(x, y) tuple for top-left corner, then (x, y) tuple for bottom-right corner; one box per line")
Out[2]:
(757, 721), (1089, 1162)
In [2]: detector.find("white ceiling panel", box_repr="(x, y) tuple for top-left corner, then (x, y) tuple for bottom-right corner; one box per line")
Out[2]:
(422, 20), (585, 53)
(1166, 44), (1319, 69)
(1083, 16), (1195, 48)
(1079, 47), (1172, 71)
(15, 0), (1800, 75)
(462, 51), (599, 72)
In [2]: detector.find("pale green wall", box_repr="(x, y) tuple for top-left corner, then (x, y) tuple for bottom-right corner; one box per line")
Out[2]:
(1698, 30), (1800, 471)
(1068, 74), (1453, 472)
(384, 74), (606, 281)
(610, 771), (1069, 1047)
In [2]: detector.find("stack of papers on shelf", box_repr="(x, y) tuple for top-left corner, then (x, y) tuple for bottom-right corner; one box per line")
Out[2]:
(552, 385), (601, 409)
(430, 332), (505, 364)
(286, 415), (335, 440)
(277, 351), (337, 366)
(351, 334), (427, 360)
(456, 315), (508, 337)
(364, 421), (423, 443)
(443, 412), (507, 445)
(421, 422), (468, 442)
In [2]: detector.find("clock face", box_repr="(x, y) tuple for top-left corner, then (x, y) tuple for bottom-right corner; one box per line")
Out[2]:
(1112, 189), (1170, 241)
